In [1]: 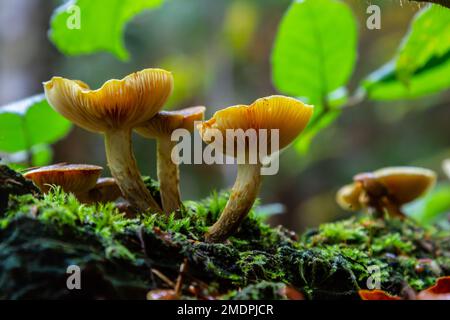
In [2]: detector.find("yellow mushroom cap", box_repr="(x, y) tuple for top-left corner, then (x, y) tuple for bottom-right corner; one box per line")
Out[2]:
(198, 95), (313, 155)
(336, 183), (364, 211)
(443, 160), (450, 180)
(43, 69), (174, 133)
(372, 167), (437, 204)
(136, 106), (205, 139)
(23, 164), (103, 194)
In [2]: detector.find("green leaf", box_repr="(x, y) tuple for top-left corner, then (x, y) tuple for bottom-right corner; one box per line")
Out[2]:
(0, 95), (72, 153)
(49, 0), (164, 61)
(363, 56), (450, 101)
(363, 5), (450, 101)
(272, 0), (357, 105)
(31, 144), (53, 167)
(396, 5), (450, 83)
(405, 183), (450, 225)
(0, 112), (27, 152)
(25, 98), (73, 146)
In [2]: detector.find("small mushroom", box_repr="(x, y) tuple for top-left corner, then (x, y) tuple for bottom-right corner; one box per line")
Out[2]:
(443, 159), (450, 180)
(23, 164), (102, 197)
(337, 166), (437, 218)
(78, 177), (123, 204)
(198, 95), (314, 242)
(336, 183), (364, 211)
(44, 69), (174, 214)
(136, 106), (205, 214)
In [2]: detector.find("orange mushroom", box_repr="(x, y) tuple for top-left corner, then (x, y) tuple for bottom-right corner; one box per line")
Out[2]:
(136, 106), (205, 214)
(337, 167), (436, 218)
(23, 164), (102, 197)
(44, 69), (173, 214)
(198, 95), (314, 242)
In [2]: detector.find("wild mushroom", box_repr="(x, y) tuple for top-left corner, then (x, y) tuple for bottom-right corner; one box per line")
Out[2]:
(198, 95), (314, 242)
(78, 177), (123, 204)
(44, 69), (174, 214)
(336, 166), (437, 218)
(443, 159), (450, 180)
(23, 164), (102, 197)
(135, 106), (206, 213)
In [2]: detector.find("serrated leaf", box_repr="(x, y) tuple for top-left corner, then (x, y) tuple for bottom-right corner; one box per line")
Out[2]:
(272, 0), (357, 105)
(49, 0), (164, 61)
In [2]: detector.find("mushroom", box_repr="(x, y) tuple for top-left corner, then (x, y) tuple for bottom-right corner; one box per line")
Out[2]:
(336, 166), (437, 218)
(78, 177), (123, 204)
(44, 69), (174, 214)
(24, 164), (102, 197)
(336, 183), (364, 212)
(198, 95), (314, 242)
(443, 159), (450, 180)
(135, 106), (206, 214)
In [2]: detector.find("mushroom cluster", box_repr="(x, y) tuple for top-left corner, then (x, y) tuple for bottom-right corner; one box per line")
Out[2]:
(44, 69), (173, 214)
(337, 166), (436, 218)
(30, 67), (444, 243)
(37, 68), (315, 242)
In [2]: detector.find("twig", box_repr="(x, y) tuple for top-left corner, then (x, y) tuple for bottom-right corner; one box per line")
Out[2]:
(409, 0), (450, 9)
(151, 268), (175, 287)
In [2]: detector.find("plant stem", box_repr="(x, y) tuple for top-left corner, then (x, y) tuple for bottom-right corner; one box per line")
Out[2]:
(105, 129), (162, 214)
(206, 163), (262, 243)
(157, 138), (182, 214)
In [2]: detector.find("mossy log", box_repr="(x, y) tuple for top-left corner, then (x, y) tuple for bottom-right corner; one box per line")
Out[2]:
(0, 166), (448, 300)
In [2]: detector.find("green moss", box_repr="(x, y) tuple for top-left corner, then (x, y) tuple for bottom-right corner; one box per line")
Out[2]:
(0, 174), (449, 300)
(225, 281), (286, 300)
(372, 233), (414, 254)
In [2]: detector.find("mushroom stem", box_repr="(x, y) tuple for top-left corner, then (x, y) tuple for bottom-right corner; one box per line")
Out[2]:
(105, 129), (162, 213)
(157, 138), (182, 214)
(206, 163), (262, 243)
(381, 198), (406, 219)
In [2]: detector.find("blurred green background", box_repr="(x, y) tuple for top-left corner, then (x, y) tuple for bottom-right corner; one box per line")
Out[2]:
(0, 0), (449, 231)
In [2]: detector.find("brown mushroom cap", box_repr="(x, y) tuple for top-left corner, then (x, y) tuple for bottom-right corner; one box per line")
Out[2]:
(87, 177), (123, 203)
(24, 164), (103, 194)
(336, 183), (363, 211)
(369, 167), (436, 205)
(198, 95), (313, 156)
(136, 106), (206, 139)
(44, 69), (174, 133)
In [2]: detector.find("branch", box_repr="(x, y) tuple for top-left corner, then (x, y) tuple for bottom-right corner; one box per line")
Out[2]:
(409, 0), (450, 8)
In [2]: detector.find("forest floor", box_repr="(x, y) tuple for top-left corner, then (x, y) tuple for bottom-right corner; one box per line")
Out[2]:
(0, 164), (449, 300)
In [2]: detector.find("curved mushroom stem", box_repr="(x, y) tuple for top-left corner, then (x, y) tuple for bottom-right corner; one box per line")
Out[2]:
(105, 129), (162, 214)
(205, 163), (262, 243)
(157, 138), (182, 215)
